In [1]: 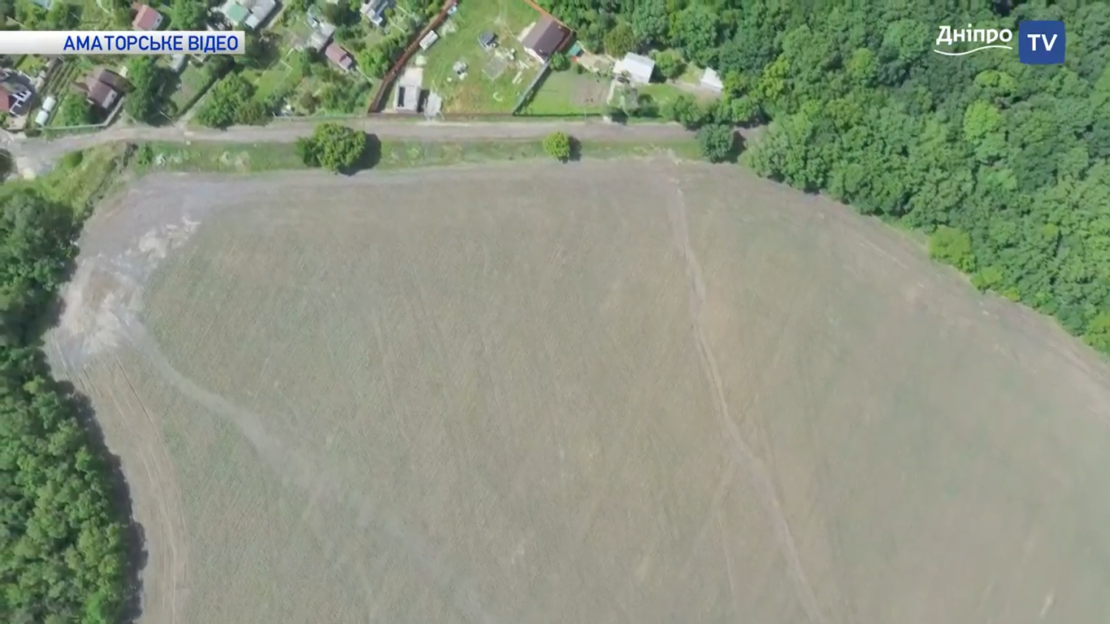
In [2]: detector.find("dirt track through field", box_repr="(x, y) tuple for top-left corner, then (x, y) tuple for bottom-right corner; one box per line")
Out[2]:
(665, 174), (825, 624)
(47, 161), (1110, 624)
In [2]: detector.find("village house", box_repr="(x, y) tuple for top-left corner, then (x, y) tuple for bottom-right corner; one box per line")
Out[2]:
(218, 0), (277, 30)
(75, 68), (127, 111)
(0, 82), (33, 116)
(361, 0), (393, 27)
(613, 52), (654, 86)
(131, 3), (163, 31)
(521, 15), (570, 63)
(303, 14), (337, 53)
(324, 42), (354, 71)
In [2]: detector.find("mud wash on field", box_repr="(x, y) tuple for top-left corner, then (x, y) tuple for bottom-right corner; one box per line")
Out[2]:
(47, 162), (1110, 624)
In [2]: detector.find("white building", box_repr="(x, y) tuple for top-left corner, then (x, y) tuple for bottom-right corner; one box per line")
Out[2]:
(418, 30), (439, 51)
(613, 53), (654, 86)
(701, 67), (724, 93)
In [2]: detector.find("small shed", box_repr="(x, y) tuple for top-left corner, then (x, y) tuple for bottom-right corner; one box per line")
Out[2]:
(34, 108), (49, 125)
(419, 30), (439, 51)
(478, 31), (496, 49)
(613, 52), (654, 86)
(41, 95), (57, 112)
(701, 67), (723, 93)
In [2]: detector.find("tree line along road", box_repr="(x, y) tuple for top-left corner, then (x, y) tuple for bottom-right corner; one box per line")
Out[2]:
(1, 119), (695, 173)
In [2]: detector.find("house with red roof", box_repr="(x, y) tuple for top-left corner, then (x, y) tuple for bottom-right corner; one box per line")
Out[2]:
(324, 42), (354, 71)
(132, 3), (163, 30)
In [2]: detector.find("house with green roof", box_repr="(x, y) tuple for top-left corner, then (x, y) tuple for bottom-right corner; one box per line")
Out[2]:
(221, 2), (251, 26)
(218, 0), (277, 30)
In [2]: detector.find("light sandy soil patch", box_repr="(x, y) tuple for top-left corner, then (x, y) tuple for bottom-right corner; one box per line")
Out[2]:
(48, 162), (1110, 624)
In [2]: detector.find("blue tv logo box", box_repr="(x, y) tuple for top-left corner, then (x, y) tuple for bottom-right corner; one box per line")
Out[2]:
(1019, 21), (1066, 64)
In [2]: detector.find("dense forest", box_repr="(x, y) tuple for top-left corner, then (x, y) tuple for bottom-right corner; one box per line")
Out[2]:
(0, 183), (127, 619)
(541, 0), (1110, 352)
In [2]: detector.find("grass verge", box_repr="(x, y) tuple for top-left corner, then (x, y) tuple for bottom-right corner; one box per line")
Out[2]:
(2, 142), (134, 216)
(132, 137), (702, 175)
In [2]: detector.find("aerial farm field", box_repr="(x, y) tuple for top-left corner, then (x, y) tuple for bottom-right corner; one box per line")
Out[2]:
(48, 161), (1110, 623)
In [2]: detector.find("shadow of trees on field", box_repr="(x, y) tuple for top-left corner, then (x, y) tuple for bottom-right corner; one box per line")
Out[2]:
(568, 136), (583, 162)
(348, 133), (382, 175)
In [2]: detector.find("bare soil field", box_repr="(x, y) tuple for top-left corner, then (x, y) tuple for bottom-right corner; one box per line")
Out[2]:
(47, 161), (1110, 624)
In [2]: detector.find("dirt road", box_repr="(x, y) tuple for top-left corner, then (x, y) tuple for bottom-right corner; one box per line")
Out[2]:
(2, 119), (693, 174)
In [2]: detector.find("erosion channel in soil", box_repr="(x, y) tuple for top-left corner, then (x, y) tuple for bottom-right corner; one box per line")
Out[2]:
(47, 161), (1110, 624)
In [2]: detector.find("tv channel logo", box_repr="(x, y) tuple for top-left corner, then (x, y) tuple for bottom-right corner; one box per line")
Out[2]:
(1019, 20), (1065, 64)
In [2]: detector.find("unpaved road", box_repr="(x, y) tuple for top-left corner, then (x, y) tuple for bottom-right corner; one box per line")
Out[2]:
(47, 161), (1110, 624)
(2, 119), (693, 174)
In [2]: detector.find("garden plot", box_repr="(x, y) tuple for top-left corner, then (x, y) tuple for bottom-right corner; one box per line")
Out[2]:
(419, 0), (542, 112)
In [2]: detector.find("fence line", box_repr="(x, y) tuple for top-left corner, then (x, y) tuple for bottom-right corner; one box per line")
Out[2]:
(38, 96), (124, 135)
(510, 62), (551, 114)
(367, 0), (458, 113)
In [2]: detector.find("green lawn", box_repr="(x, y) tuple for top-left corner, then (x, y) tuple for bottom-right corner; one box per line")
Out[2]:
(520, 69), (609, 116)
(17, 55), (45, 75)
(248, 62), (301, 102)
(420, 0), (544, 113)
(48, 94), (88, 128)
(135, 141), (308, 174)
(638, 82), (687, 109)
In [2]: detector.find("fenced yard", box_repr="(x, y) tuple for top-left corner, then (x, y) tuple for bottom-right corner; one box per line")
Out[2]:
(246, 21), (374, 115)
(168, 62), (218, 114)
(519, 69), (609, 115)
(419, 0), (544, 113)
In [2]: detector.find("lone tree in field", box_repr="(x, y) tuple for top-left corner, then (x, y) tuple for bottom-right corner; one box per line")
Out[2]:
(297, 123), (368, 173)
(543, 131), (572, 162)
(697, 123), (735, 163)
